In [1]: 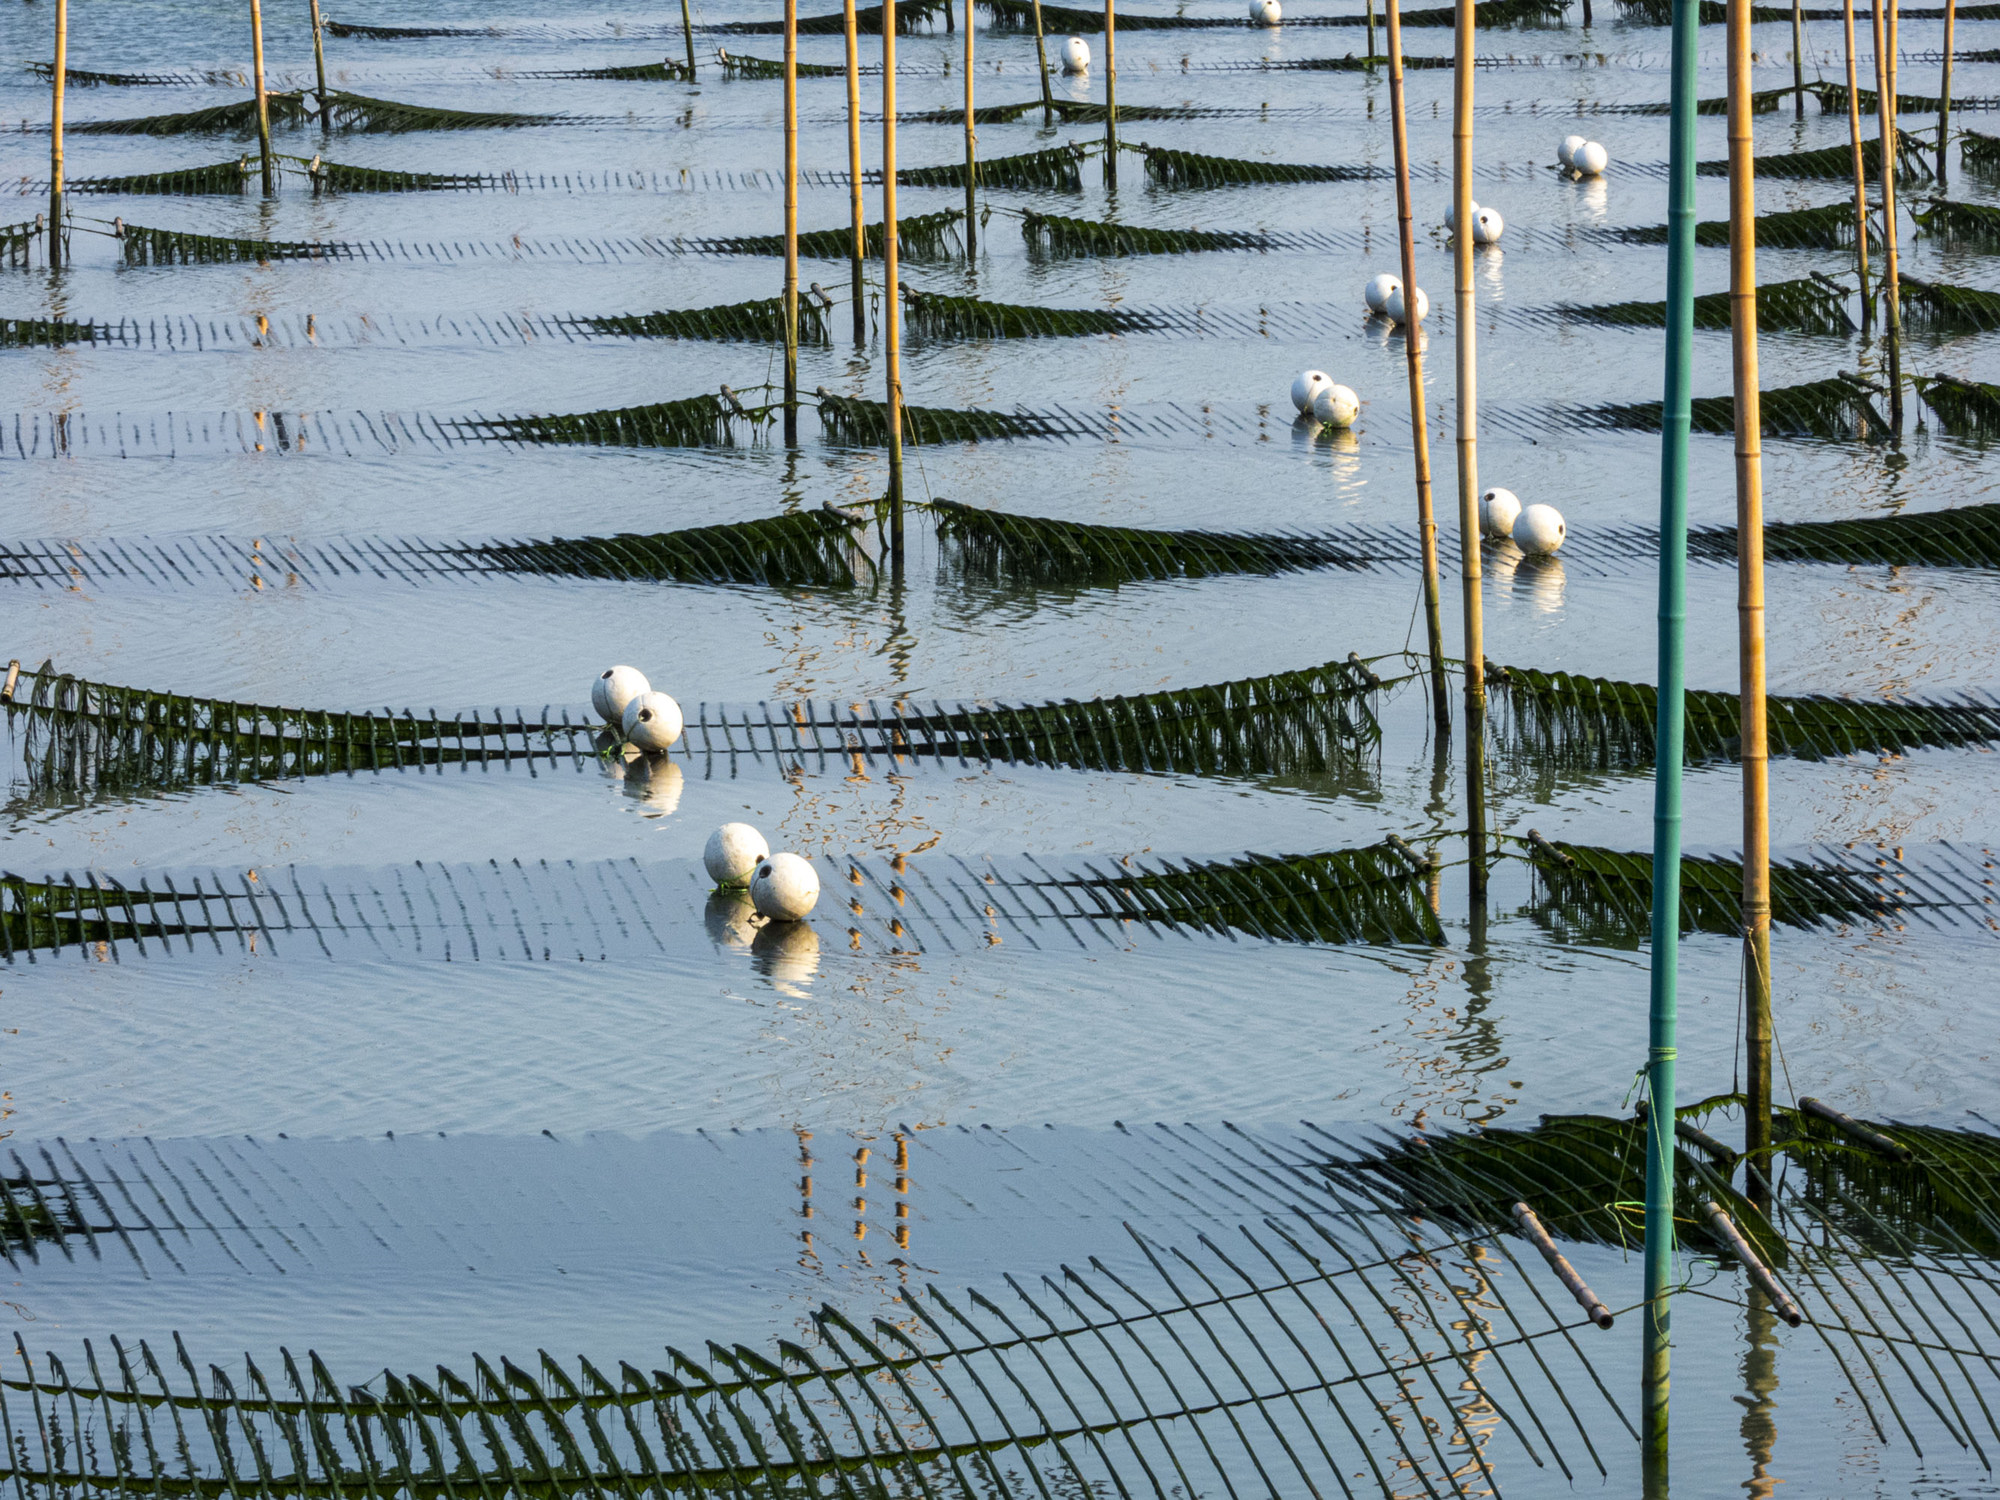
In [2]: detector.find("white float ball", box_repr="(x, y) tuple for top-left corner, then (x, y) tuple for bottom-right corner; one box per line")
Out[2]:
(1445, 198), (1479, 232)
(1250, 0), (1282, 23)
(1061, 36), (1090, 71)
(1558, 133), (1586, 168)
(705, 822), (770, 887)
(592, 665), (649, 724)
(1384, 284), (1429, 324)
(1573, 140), (1609, 177)
(1513, 503), (1567, 555)
(622, 690), (684, 752)
(1290, 369), (1332, 414)
(1312, 383), (1359, 428)
(1364, 272), (1402, 314)
(750, 851), (820, 921)
(1472, 206), (1505, 244)
(1479, 486), (1522, 538)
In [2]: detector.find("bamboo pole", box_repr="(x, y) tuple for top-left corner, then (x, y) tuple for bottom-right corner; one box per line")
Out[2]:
(1791, 0), (1806, 118)
(784, 0), (801, 445)
(1643, 0), (1700, 1471)
(308, 0), (331, 124)
(1384, 0), (1451, 743)
(1452, 0), (1486, 899)
(680, 0), (699, 79)
(1104, 0), (1118, 184)
(249, 0), (275, 195)
(1938, 0), (1956, 185)
(1843, 0), (1871, 324)
(48, 0), (66, 267)
(1030, 0), (1054, 124)
(1367, 0), (1377, 61)
(845, 0), (867, 345)
(884, 0), (906, 574)
(1871, 0), (1903, 430)
(964, 0), (977, 254)
(1727, 0), (1774, 1212)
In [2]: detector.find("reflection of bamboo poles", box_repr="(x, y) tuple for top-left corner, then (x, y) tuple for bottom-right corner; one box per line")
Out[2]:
(48, 0), (66, 266)
(1727, 0), (1774, 1207)
(308, 0), (330, 123)
(1452, 0), (1486, 902)
(1104, 0), (1118, 183)
(844, 0), (866, 345)
(1030, 0), (1054, 124)
(1938, 0), (1957, 185)
(250, 0), (275, 195)
(784, 0), (801, 445)
(1870, 0), (1903, 429)
(1843, 0), (1871, 322)
(1384, 0), (1451, 743)
(964, 0), (977, 254)
(1740, 1291), (1780, 1500)
(884, 0), (906, 571)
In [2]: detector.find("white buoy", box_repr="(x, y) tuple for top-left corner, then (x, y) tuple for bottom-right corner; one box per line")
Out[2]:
(622, 690), (684, 752)
(1312, 383), (1360, 427)
(1384, 284), (1429, 324)
(1445, 198), (1479, 232)
(705, 822), (770, 887)
(1479, 486), (1522, 538)
(1471, 206), (1505, 244)
(1364, 272), (1402, 314)
(592, 665), (650, 724)
(1250, 0), (1282, 23)
(750, 851), (820, 921)
(1558, 133), (1586, 168)
(1290, 369), (1333, 414)
(1061, 35), (1090, 71)
(1513, 502), (1567, 555)
(1573, 141), (1609, 177)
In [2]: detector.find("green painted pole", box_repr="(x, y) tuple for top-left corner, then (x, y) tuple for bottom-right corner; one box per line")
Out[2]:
(1642, 0), (1698, 1477)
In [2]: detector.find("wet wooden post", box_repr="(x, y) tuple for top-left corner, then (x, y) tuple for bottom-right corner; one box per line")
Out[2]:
(1367, 0), (1377, 60)
(784, 0), (801, 444)
(1870, 0), (1903, 429)
(884, 0), (906, 573)
(1727, 0), (1773, 1202)
(308, 0), (331, 123)
(250, 0), (275, 195)
(1937, 0), (1957, 185)
(1030, 0), (1054, 123)
(1791, 0), (1806, 118)
(964, 0), (977, 253)
(1843, 0), (1871, 324)
(680, 0), (699, 78)
(48, 0), (66, 266)
(1385, 0), (1452, 743)
(1104, 0), (1117, 183)
(1452, 0), (1486, 900)
(845, 0), (867, 344)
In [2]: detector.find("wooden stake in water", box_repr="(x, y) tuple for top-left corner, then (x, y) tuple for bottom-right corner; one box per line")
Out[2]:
(1870, 0), (1903, 429)
(884, 0), (906, 572)
(784, 0), (801, 445)
(1384, 0), (1451, 743)
(1104, 0), (1118, 184)
(1843, 0), (1871, 322)
(249, 0), (275, 195)
(964, 0), (977, 254)
(1367, 0), (1377, 61)
(308, 0), (331, 123)
(679, 0), (699, 79)
(1727, 0), (1774, 1207)
(844, 0), (867, 345)
(48, 0), (66, 267)
(1791, 0), (1806, 118)
(1938, 0), (1957, 185)
(1031, 0), (1055, 124)
(1452, 0), (1486, 898)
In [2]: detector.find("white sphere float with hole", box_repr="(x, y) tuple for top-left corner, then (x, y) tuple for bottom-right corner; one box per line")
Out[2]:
(1558, 133), (1585, 168)
(1445, 198), (1478, 231)
(1479, 487), (1522, 538)
(1364, 272), (1401, 314)
(1290, 369), (1332, 413)
(1513, 503), (1568, 555)
(1573, 141), (1609, 176)
(705, 823), (770, 888)
(1384, 284), (1428, 324)
(1251, 0), (1282, 23)
(1472, 206), (1505, 244)
(622, 690), (684, 752)
(1061, 36), (1090, 71)
(751, 852), (821, 921)
(592, 665), (649, 724)
(1312, 383), (1359, 428)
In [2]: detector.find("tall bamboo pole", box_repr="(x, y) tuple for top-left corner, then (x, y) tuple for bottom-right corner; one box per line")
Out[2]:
(1843, 0), (1871, 324)
(48, 0), (66, 267)
(1367, 0), (1377, 60)
(1452, 0), (1486, 899)
(964, 0), (977, 253)
(1938, 0), (1956, 185)
(250, 0), (275, 195)
(1104, 0), (1118, 183)
(1727, 0), (1774, 1209)
(1384, 0), (1451, 743)
(1791, 0), (1806, 118)
(783, 0), (801, 445)
(308, 0), (331, 124)
(1643, 0), (1700, 1473)
(1030, 0), (1054, 123)
(1871, 0), (1903, 430)
(679, 0), (699, 79)
(884, 0), (906, 573)
(845, 0), (867, 345)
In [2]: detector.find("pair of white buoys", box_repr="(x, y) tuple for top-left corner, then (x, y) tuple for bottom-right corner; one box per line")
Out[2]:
(1060, 36), (1090, 71)
(1559, 135), (1611, 176)
(705, 822), (822, 921)
(1249, 0), (1282, 23)
(1443, 198), (1506, 245)
(1290, 369), (1360, 427)
(593, 664), (684, 753)
(1478, 487), (1568, 555)
(1364, 273), (1428, 325)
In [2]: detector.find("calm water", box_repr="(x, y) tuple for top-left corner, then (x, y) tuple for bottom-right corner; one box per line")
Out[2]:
(1, 0), (1998, 1490)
